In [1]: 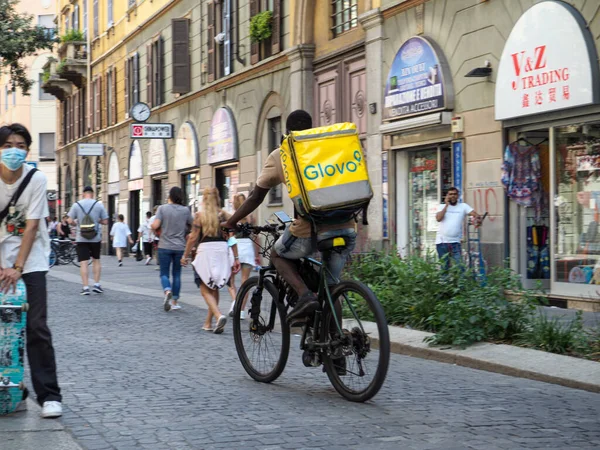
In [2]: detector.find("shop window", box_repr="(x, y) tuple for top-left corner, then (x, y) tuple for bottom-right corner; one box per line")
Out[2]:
(216, 166), (239, 212)
(267, 116), (282, 204)
(331, 0), (358, 38)
(554, 123), (600, 286)
(39, 133), (55, 161)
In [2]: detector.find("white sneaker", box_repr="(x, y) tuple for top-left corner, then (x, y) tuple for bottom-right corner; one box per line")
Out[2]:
(41, 401), (62, 418)
(240, 311), (247, 320)
(145, 256), (151, 265)
(163, 292), (172, 312)
(171, 303), (182, 310)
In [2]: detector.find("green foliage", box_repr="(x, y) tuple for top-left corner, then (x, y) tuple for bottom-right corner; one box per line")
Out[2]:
(515, 311), (592, 356)
(0, 0), (57, 95)
(41, 69), (51, 84)
(249, 11), (273, 43)
(56, 59), (67, 75)
(60, 29), (85, 43)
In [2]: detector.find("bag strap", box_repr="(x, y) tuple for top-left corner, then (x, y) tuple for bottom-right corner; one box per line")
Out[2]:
(0, 168), (38, 225)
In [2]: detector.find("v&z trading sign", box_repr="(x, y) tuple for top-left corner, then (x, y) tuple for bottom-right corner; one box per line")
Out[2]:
(383, 36), (453, 121)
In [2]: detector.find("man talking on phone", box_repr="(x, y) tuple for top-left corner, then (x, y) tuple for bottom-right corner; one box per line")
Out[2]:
(435, 187), (481, 270)
(223, 110), (357, 323)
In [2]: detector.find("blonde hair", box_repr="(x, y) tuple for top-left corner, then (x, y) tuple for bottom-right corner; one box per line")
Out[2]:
(233, 193), (246, 211)
(201, 187), (221, 237)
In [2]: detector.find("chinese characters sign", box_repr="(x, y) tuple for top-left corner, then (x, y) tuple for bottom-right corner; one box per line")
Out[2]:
(208, 107), (239, 165)
(130, 123), (174, 139)
(383, 36), (453, 121)
(495, 1), (599, 120)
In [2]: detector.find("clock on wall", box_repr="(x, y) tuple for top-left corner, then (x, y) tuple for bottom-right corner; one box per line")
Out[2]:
(130, 102), (151, 123)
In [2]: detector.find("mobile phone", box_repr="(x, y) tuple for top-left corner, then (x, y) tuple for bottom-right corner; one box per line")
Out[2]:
(273, 211), (292, 224)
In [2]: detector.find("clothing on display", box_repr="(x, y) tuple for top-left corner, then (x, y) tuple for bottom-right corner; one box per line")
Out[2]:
(501, 142), (542, 209)
(526, 223), (550, 279)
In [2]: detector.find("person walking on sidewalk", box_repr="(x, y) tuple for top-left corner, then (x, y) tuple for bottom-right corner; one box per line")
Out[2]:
(138, 211), (153, 265)
(68, 186), (109, 295)
(0, 124), (62, 418)
(152, 187), (192, 312)
(227, 193), (260, 319)
(110, 214), (134, 267)
(56, 214), (71, 240)
(182, 187), (240, 334)
(435, 187), (481, 270)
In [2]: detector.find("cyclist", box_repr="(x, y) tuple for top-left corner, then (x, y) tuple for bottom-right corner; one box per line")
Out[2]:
(223, 110), (357, 322)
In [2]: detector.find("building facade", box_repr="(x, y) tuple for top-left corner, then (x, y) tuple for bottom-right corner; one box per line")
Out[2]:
(1, 0), (59, 217)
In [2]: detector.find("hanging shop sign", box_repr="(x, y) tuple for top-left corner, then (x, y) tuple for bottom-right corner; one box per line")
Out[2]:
(148, 139), (168, 175)
(130, 123), (174, 139)
(452, 140), (464, 203)
(174, 122), (199, 170)
(495, 1), (600, 120)
(383, 36), (453, 121)
(129, 140), (143, 180)
(77, 143), (105, 156)
(207, 107), (239, 165)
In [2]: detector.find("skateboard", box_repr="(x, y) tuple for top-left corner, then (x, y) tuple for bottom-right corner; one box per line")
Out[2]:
(0, 279), (28, 415)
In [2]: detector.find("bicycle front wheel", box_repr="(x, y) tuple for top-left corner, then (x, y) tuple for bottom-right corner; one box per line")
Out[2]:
(321, 279), (390, 402)
(233, 276), (290, 383)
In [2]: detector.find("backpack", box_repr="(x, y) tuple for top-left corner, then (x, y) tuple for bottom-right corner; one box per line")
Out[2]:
(279, 122), (373, 226)
(77, 201), (99, 240)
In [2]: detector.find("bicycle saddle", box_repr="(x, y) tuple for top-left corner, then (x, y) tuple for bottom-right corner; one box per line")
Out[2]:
(317, 236), (347, 252)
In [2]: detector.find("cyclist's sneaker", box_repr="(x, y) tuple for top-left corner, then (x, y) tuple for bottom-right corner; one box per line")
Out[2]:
(80, 287), (91, 296)
(286, 292), (319, 323)
(163, 291), (173, 312)
(240, 311), (247, 320)
(92, 284), (104, 294)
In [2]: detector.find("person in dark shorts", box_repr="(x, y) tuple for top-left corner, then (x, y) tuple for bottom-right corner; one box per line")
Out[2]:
(67, 186), (109, 295)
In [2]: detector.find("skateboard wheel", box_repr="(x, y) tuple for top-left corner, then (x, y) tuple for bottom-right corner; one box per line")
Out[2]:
(21, 303), (29, 312)
(18, 382), (25, 390)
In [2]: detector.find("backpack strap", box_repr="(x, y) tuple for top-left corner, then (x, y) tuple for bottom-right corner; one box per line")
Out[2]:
(0, 168), (38, 225)
(77, 200), (98, 216)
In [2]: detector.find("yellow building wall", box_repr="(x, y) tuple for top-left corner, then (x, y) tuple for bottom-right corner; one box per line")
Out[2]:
(313, 0), (368, 59)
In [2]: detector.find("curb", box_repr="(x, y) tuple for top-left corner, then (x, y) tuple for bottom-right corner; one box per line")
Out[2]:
(387, 339), (600, 394)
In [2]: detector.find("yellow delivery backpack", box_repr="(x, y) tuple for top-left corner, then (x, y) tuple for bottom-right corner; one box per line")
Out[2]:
(280, 122), (373, 226)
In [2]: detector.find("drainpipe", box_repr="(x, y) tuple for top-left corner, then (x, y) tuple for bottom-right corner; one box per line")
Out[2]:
(235, 0), (246, 65)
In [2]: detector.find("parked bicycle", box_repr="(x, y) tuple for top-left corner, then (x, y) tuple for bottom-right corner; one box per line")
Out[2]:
(229, 214), (390, 403)
(49, 239), (91, 268)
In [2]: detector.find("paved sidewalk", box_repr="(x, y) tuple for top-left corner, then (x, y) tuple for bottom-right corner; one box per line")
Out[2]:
(49, 256), (600, 393)
(1, 400), (82, 450)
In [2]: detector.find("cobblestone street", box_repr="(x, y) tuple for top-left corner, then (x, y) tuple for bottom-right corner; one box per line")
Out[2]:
(41, 271), (600, 450)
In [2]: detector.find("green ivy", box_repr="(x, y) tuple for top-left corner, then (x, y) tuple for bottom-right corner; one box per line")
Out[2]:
(60, 29), (85, 43)
(56, 58), (67, 74)
(41, 69), (51, 83)
(249, 11), (272, 43)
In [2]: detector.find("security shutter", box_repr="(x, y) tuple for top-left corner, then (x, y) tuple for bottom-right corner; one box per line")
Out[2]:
(207, 2), (215, 83)
(172, 18), (191, 94)
(271, 0), (281, 55)
(250, 0), (259, 64)
(147, 44), (153, 108)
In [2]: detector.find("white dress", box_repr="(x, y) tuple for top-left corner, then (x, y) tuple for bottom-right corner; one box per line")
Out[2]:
(110, 222), (131, 248)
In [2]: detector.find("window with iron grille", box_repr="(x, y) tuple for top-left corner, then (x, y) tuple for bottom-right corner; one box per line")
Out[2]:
(39, 133), (55, 160)
(267, 116), (282, 205)
(331, 0), (358, 37)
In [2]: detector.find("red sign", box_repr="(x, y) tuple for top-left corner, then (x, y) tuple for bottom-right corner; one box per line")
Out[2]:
(132, 125), (143, 137)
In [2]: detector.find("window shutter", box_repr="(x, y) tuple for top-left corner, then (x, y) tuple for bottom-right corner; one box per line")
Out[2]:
(89, 84), (93, 132)
(75, 92), (79, 140)
(133, 53), (140, 103)
(124, 59), (130, 116)
(95, 78), (100, 131)
(147, 44), (153, 108)
(250, 0), (259, 64)
(81, 87), (86, 135)
(156, 37), (164, 105)
(99, 75), (104, 130)
(112, 67), (117, 124)
(271, 0), (281, 55)
(172, 18), (191, 94)
(207, 3), (215, 82)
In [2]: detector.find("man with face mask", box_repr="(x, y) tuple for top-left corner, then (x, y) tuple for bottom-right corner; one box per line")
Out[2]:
(435, 187), (481, 270)
(0, 124), (62, 418)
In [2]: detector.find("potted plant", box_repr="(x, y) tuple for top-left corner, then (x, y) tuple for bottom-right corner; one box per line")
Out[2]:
(60, 29), (85, 43)
(249, 10), (273, 43)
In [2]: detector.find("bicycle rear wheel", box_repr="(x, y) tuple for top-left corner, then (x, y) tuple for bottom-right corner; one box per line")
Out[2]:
(321, 279), (390, 402)
(233, 276), (290, 383)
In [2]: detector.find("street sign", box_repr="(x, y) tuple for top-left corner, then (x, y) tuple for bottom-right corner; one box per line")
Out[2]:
(130, 123), (174, 139)
(78, 143), (105, 156)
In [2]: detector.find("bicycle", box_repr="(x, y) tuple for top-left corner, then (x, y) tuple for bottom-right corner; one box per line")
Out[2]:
(230, 215), (390, 403)
(49, 239), (92, 268)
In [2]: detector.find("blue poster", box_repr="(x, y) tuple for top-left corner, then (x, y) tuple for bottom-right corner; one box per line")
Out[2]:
(452, 140), (463, 202)
(384, 36), (450, 120)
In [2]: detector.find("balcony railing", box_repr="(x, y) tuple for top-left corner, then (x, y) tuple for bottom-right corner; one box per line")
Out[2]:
(41, 58), (73, 102)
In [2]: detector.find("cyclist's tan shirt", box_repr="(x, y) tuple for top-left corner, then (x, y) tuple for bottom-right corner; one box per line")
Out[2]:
(256, 150), (355, 238)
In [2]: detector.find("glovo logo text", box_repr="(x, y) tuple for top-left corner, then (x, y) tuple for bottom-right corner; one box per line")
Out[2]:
(303, 150), (363, 181)
(280, 148), (294, 193)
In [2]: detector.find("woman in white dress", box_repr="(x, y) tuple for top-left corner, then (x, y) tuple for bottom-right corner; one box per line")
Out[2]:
(182, 187), (241, 334)
(227, 194), (260, 319)
(110, 214), (134, 267)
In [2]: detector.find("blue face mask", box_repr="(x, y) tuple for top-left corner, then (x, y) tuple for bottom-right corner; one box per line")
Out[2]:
(1, 148), (28, 171)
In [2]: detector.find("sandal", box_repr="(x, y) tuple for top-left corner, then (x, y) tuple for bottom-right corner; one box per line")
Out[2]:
(202, 326), (213, 332)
